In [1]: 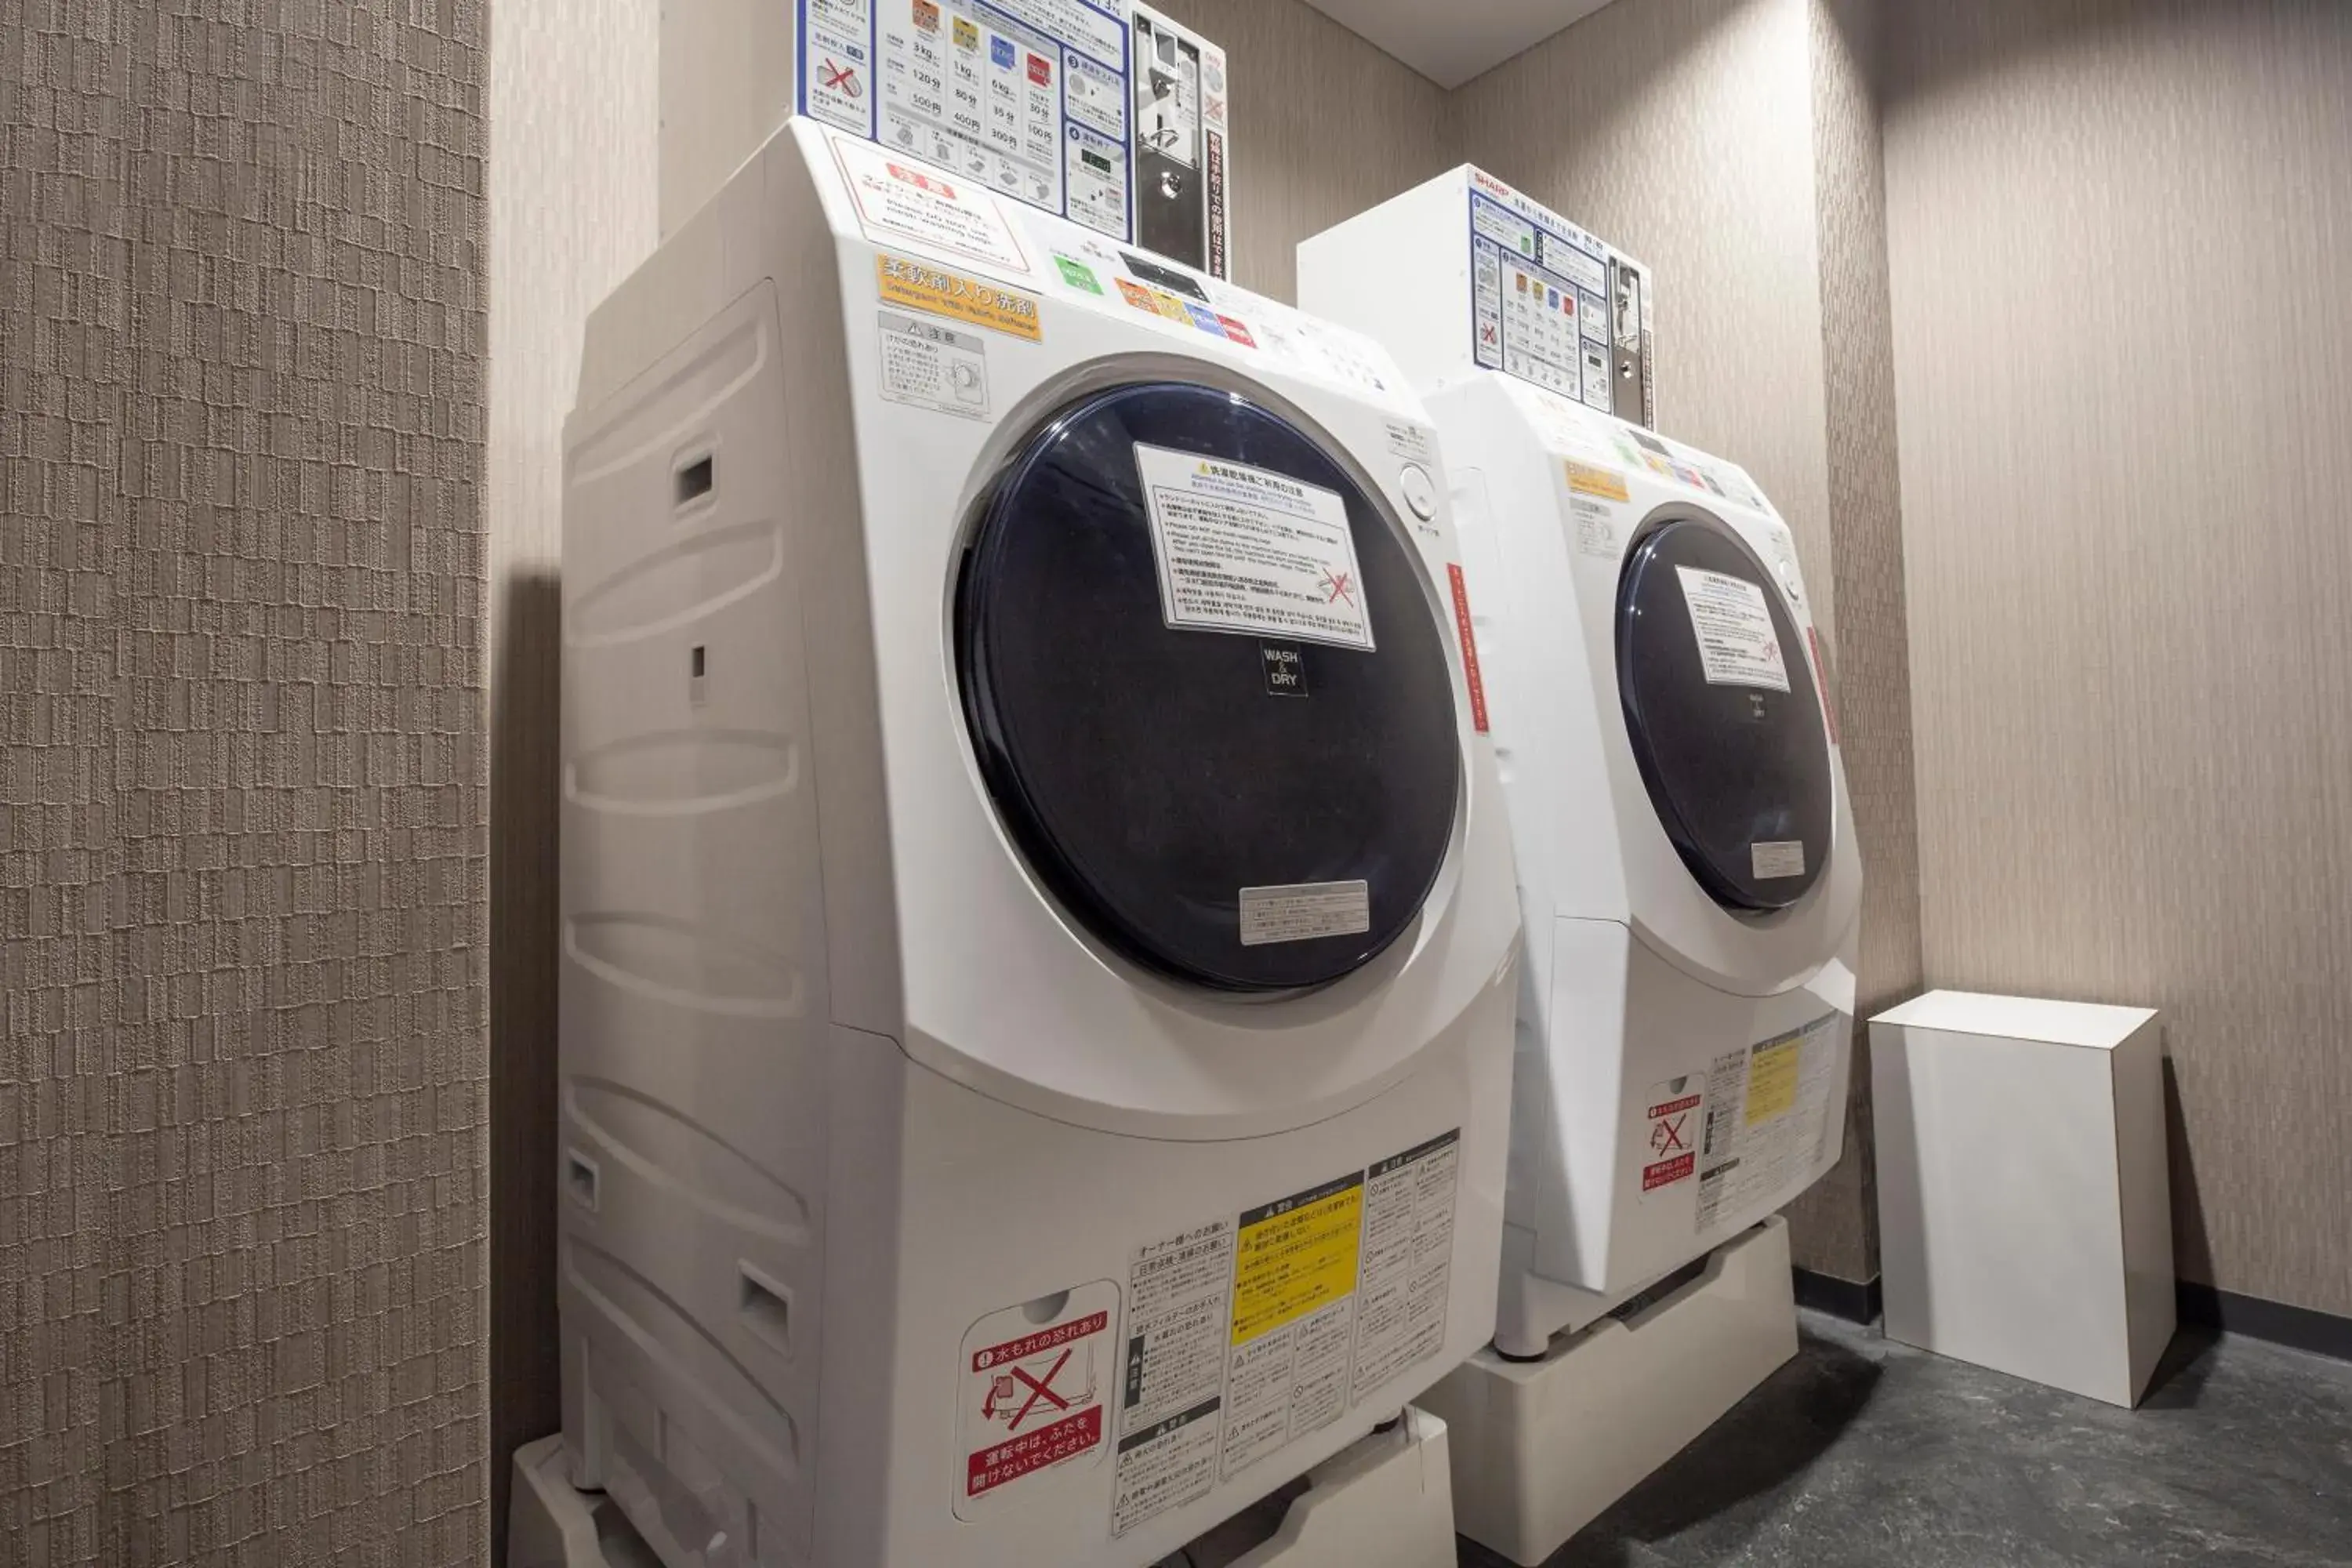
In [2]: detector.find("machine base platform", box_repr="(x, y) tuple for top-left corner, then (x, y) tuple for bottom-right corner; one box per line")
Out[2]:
(507, 1409), (1457, 1568)
(1418, 1218), (1798, 1566)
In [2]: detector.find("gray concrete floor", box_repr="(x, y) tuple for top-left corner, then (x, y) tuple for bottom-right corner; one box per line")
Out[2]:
(1460, 1310), (2352, 1568)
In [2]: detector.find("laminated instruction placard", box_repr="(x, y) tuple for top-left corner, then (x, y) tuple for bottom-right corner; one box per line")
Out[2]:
(799, 0), (1135, 241)
(1675, 566), (1791, 692)
(1693, 1014), (1840, 1232)
(1134, 443), (1374, 651)
(1468, 183), (1614, 411)
(1109, 1130), (1461, 1538)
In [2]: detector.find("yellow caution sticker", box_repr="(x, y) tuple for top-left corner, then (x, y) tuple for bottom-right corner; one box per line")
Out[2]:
(876, 253), (1042, 342)
(1229, 1172), (1364, 1345)
(1745, 1034), (1802, 1124)
(1566, 459), (1631, 503)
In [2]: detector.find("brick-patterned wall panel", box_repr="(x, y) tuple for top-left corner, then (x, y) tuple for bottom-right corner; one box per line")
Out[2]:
(0, 3), (489, 1563)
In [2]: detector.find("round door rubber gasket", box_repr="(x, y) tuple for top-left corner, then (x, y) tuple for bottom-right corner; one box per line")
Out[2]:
(956, 381), (1461, 991)
(1615, 506), (1833, 912)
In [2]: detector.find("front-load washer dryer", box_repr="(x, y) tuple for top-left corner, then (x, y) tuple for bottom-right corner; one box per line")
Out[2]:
(1329, 365), (1860, 1356)
(557, 120), (1520, 1568)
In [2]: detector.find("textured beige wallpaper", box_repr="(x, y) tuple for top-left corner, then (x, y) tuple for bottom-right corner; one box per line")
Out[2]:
(1450, 0), (1838, 652)
(0, 2), (490, 1563)
(485, 1), (658, 1556)
(1451, 0), (1917, 1283)
(1886, 0), (2352, 1316)
(1137, 0), (1454, 302)
(1774, 0), (1922, 1284)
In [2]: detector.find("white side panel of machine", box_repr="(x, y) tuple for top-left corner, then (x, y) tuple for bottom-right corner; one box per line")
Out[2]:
(560, 276), (833, 1564)
(1297, 174), (1471, 401)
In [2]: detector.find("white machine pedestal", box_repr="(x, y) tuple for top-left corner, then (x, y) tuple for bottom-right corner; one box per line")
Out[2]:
(1419, 1218), (1798, 1566)
(508, 1410), (1457, 1568)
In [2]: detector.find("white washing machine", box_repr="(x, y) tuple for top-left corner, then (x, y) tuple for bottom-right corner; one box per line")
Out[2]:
(1302, 176), (1860, 1359)
(557, 121), (1520, 1568)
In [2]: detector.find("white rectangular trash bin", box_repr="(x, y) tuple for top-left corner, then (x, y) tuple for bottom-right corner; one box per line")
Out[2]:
(1870, 990), (2174, 1406)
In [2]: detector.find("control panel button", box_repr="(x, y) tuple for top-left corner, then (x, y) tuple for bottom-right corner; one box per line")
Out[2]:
(1399, 463), (1438, 520)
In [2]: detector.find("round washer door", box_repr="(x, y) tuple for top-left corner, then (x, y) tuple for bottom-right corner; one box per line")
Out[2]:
(1615, 507), (1832, 911)
(956, 381), (1459, 992)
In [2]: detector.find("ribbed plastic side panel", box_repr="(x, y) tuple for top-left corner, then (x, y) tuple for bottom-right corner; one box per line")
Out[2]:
(560, 281), (829, 1568)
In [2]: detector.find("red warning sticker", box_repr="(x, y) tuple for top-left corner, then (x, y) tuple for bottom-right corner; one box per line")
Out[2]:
(1640, 1082), (1703, 1198)
(956, 1282), (1118, 1515)
(1806, 626), (1839, 746)
(1446, 563), (1489, 735)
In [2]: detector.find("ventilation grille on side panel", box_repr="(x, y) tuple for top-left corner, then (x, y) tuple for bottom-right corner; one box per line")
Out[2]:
(564, 913), (804, 1019)
(566, 728), (800, 816)
(562, 281), (829, 1568)
(568, 1078), (811, 1245)
(566, 1236), (800, 1479)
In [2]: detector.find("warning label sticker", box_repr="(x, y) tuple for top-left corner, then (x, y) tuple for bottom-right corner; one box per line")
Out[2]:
(1110, 1131), (1461, 1534)
(1134, 443), (1374, 651)
(877, 310), (989, 418)
(1238, 881), (1370, 947)
(1751, 840), (1806, 880)
(1639, 1080), (1703, 1200)
(1385, 421), (1436, 463)
(1808, 626), (1841, 746)
(1675, 566), (1791, 692)
(1112, 1219), (1234, 1538)
(1446, 563), (1490, 735)
(1348, 1131), (1460, 1395)
(1566, 459), (1629, 503)
(833, 132), (1031, 274)
(877, 253), (1043, 341)
(956, 1279), (1118, 1515)
(1694, 1014), (1841, 1234)
(1571, 496), (1618, 560)
(1221, 1172), (1366, 1478)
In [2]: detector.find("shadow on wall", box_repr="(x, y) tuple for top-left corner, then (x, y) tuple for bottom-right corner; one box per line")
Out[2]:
(2161, 1047), (2211, 1288)
(492, 566), (566, 1565)
(1457, 1325), (1883, 1568)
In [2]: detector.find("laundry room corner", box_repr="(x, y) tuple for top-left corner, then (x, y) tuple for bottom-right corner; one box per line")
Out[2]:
(485, 2), (660, 1559)
(1882, 0), (2352, 1327)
